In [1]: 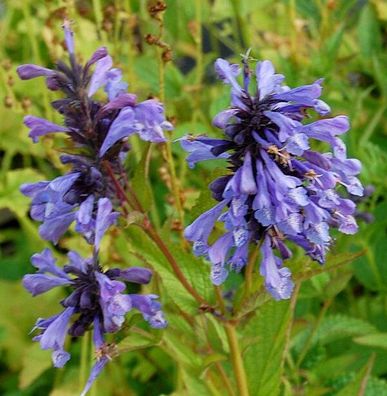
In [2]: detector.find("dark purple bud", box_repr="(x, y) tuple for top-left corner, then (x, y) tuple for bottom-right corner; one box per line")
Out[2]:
(17, 64), (54, 80)
(118, 267), (152, 284)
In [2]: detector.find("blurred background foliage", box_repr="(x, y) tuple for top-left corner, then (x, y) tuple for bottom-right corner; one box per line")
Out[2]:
(0, 0), (386, 395)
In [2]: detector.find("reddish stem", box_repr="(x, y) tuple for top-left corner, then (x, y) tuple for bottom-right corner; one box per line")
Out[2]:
(104, 161), (208, 307)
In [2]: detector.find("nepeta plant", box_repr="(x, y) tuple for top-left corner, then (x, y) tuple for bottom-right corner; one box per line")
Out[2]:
(18, 22), (168, 394)
(17, 20), (365, 396)
(181, 56), (363, 300)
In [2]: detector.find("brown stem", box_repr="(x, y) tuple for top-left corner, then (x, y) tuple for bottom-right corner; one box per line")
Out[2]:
(143, 219), (207, 306)
(104, 161), (208, 307)
(104, 161), (131, 215)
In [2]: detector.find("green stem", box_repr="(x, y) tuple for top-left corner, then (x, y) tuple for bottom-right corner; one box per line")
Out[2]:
(92, 0), (108, 42)
(224, 323), (250, 396)
(155, 10), (185, 228)
(0, 149), (13, 182)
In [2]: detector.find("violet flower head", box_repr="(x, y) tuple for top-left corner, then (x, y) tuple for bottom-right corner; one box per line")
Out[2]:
(23, 247), (166, 393)
(18, 23), (172, 245)
(181, 56), (363, 300)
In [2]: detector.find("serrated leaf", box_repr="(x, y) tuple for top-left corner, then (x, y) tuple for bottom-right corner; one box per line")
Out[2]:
(292, 315), (378, 353)
(158, 228), (214, 304)
(243, 300), (290, 396)
(125, 226), (198, 314)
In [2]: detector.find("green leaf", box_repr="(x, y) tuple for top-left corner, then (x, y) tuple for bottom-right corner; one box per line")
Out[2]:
(353, 233), (387, 292)
(336, 354), (375, 396)
(125, 226), (198, 314)
(19, 343), (51, 389)
(366, 376), (387, 396)
(180, 369), (212, 396)
(158, 228), (214, 303)
(243, 300), (291, 396)
(357, 4), (382, 57)
(119, 329), (161, 352)
(163, 331), (203, 370)
(0, 168), (43, 217)
(324, 271), (353, 298)
(292, 315), (378, 353)
(354, 333), (387, 350)
(313, 354), (360, 381)
(0, 279), (64, 370)
(49, 368), (83, 396)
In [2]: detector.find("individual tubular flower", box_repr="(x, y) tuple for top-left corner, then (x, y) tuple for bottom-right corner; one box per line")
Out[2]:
(181, 56), (363, 300)
(18, 22), (172, 245)
(23, 247), (167, 392)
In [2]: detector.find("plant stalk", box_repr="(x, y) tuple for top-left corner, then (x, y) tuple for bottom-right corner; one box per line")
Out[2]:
(104, 161), (208, 307)
(143, 220), (208, 306)
(224, 323), (250, 396)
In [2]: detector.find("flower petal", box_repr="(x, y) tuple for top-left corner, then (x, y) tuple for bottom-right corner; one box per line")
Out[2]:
(17, 64), (54, 80)
(23, 274), (71, 296)
(99, 107), (136, 157)
(24, 115), (68, 143)
(88, 55), (113, 97)
(94, 198), (119, 250)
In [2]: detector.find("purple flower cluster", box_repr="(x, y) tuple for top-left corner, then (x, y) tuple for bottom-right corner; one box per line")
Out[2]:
(181, 57), (363, 300)
(18, 22), (172, 245)
(24, 246), (166, 395)
(18, 22), (168, 394)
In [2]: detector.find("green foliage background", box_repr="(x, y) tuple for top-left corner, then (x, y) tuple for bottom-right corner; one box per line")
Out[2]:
(0, 0), (386, 395)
